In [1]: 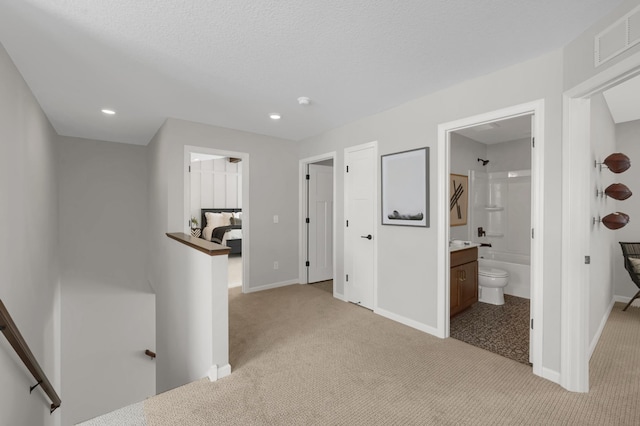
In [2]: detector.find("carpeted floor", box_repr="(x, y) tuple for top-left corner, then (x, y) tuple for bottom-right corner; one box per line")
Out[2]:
(450, 295), (530, 365)
(78, 402), (146, 426)
(309, 279), (333, 294)
(228, 254), (242, 288)
(136, 285), (640, 425)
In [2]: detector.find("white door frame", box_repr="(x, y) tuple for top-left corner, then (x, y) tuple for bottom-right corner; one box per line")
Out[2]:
(184, 145), (250, 293)
(298, 152), (337, 294)
(561, 53), (640, 392)
(344, 141), (379, 308)
(437, 100), (545, 379)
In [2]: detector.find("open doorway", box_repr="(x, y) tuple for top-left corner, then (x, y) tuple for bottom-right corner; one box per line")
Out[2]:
(562, 63), (640, 392)
(438, 100), (545, 379)
(185, 146), (249, 292)
(299, 153), (336, 296)
(448, 115), (533, 365)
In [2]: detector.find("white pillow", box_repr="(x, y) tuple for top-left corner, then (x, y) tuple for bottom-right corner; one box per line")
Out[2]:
(629, 257), (640, 274)
(205, 212), (234, 228)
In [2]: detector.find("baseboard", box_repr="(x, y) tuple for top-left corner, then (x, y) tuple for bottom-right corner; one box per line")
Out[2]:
(374, 307), (440, 337)
(207, 365), (217, 381)
(333, 292), (346, 302)
(541, 367), (560, 384)
(504, 286), (530, 300)
(589, 298), (615, 359)
(244, 279), (298, 293)
(614, 294), (640, 307)
(217, 363), (231, 379)
(207, 363), (232, 381)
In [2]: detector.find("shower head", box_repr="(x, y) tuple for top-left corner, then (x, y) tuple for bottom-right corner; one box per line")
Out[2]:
(478, 158), (489, 166)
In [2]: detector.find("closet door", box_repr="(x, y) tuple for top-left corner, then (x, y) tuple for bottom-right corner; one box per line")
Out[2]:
(308, 164), (333, 283)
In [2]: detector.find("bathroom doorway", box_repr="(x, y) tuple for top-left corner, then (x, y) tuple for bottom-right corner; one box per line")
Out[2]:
(437, 101), (544, 377)
(449, 114), (533, 365)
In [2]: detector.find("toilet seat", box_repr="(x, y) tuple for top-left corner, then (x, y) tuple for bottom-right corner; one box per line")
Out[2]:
(478, 267), (509, 278)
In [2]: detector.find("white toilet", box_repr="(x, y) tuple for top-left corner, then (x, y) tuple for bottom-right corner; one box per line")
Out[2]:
(478, 266), (509, 305)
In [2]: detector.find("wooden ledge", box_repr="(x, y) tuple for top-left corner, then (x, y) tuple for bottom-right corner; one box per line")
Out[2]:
(166, 233), (231, 256)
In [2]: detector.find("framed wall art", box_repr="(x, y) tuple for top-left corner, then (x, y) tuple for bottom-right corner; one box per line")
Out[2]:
(450, 173), (468, 226)
(381, 147), (429, 227)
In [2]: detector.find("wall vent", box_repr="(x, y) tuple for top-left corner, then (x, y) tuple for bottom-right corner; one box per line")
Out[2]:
(595, 4), (640, 67)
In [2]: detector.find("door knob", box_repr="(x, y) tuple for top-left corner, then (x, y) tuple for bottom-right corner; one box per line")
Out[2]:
(361, 234), (373, 240)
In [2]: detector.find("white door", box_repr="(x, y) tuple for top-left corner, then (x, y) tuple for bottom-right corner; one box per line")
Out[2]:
(345, 142), (377, 309)
(308, 164), (333, 283)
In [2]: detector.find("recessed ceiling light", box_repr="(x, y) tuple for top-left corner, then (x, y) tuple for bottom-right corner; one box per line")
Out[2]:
(101, 109), (116, 115)
(269, 113), (281, 120)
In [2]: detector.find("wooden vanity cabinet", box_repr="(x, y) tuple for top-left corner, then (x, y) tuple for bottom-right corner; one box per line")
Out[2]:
(450, 246), (478, 317)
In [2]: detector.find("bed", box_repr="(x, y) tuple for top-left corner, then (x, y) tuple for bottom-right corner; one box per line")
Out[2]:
(200, 208), (242, 254)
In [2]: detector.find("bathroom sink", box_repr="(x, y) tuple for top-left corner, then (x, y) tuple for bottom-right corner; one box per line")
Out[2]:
(449, 240), (481, 252)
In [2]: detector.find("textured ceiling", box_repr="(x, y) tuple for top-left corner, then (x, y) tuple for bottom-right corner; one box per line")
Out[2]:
(0, 0), (624, 145)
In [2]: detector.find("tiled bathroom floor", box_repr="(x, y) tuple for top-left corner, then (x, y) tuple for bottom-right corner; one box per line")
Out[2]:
(450, 295), (531, 365)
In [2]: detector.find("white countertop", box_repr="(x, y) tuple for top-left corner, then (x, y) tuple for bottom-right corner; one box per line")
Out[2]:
(449, 242), (481, 252)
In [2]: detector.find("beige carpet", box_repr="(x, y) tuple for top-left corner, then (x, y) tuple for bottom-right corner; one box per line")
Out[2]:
(228, 254), (242, 288)
(140, 285), (640, 425)
(309, 279), (333, 294)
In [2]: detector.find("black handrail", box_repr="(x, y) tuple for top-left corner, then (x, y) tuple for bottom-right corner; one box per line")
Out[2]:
(0, 299), (61, 414)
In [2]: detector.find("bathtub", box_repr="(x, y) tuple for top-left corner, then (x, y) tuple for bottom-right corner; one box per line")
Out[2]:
(478, 249), (530, 299)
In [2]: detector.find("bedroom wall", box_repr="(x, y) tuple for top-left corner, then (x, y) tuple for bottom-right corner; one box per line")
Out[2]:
(298, 49), (564, 377)
(190, 158), (242, 224)
(588, 93), (618, 353)
(613, 118), (640, 306)
(57, 136), (155, 425)
(148, 118), (298, 392)
(150, 118), (298, 290)
(0, 42), (60, 426)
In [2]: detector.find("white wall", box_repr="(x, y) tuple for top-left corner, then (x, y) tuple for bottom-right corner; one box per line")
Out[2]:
(0, 42), (60, 426)
(486, 138), (531, 173)
(564, 0), (640, 91)
(57, 137), (155, 425)
(150, 119), (299, 290)
(190, 158), (242, 224)
(449, 133), (487, 241)
(158, 239), (229, 393)
(588, 93), (618, 352)
(613, 119), (640, 304)
(299, 50), (565, 374)
(148, 118), (298, 392)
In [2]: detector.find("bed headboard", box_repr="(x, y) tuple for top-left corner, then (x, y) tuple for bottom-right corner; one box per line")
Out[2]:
(201, 208), (242, 231)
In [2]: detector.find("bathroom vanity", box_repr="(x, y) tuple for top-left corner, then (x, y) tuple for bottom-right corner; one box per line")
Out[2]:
(450, 246), (478, 317)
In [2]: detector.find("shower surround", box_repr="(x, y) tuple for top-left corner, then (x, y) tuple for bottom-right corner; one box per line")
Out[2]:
(469, 169), (531, 299)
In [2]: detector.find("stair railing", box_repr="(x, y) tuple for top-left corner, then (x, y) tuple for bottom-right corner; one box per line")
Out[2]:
(0, 299), (61, 414)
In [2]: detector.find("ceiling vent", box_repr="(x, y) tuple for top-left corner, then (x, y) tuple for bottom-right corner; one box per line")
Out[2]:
(595, 4), (640, 67)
